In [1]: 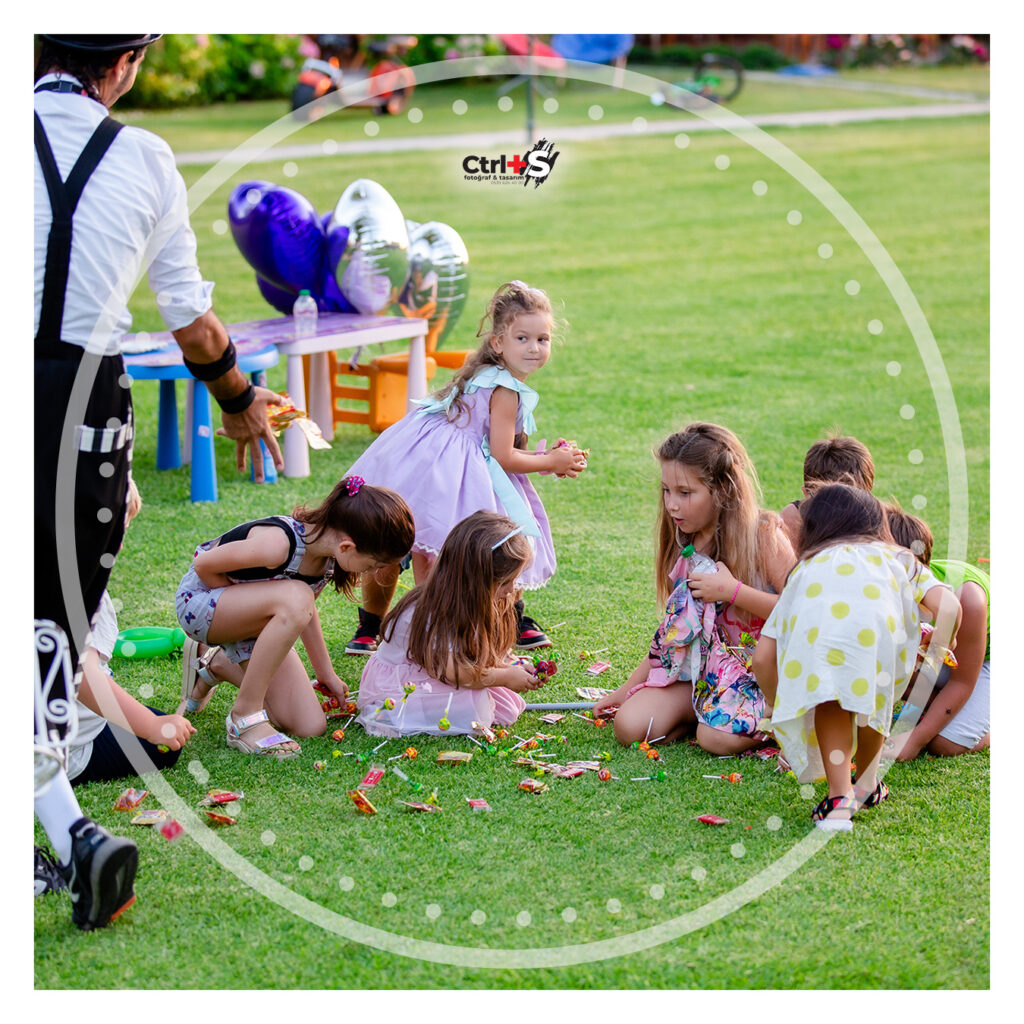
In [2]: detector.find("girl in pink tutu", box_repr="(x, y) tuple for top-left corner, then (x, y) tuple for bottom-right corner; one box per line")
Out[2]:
(344, 280), (587, 655)
(356, 511), (546, 737)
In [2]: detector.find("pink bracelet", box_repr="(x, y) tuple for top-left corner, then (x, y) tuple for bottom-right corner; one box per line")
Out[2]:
(729, 581), (743, 605)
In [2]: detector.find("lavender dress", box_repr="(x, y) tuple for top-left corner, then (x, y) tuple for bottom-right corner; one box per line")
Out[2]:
(345, 366), (556, 589)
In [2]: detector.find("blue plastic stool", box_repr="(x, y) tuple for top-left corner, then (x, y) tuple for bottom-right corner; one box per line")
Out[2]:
(123, 342), (280, 502)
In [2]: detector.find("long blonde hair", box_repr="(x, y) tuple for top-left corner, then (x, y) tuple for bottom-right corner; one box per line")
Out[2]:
(654, 423), (778, 604)
(381, 511), (532, 685)
(432, 280), (555, 423)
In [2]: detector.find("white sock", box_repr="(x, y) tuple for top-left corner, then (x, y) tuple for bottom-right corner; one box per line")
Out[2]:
(34, 770), (85, 865)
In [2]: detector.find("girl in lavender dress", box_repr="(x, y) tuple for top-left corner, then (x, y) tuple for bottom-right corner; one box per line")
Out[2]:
(344, 281), (588, 653)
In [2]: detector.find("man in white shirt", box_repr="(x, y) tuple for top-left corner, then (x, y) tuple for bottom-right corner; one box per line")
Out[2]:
(33, 34), (282, 931)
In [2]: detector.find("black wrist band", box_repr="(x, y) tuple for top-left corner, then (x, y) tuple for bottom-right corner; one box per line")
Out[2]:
(183, 340), (237, 381)
(217, 382), (255, 414)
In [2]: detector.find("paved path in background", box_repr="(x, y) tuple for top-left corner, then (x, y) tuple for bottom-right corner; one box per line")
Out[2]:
(173, 99), (989, 167)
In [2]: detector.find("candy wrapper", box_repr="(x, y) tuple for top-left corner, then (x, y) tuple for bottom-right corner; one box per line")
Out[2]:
(518, 778), (549, 794)
(550, 765), (586, 779)
(204, 810), (237, 826)
(696, 814), (730, 826)
(198, 789), (244, 807)
(113, 788), (147, 811)
(266, 394), (331, 450)
(538, 713), (565, 725)
(576, 687), (611, 701)
(130, 809), (169, 826)
(585, 661), (611, 676)
(471, 721), (497, 744)
(437, 750), (473, 764)
(348, 790), (378, 815)
(466, 798), (492, 812)
(358, 766), (386, 790)
(400, 800), (442, 813)
(160, 819), (184, 841)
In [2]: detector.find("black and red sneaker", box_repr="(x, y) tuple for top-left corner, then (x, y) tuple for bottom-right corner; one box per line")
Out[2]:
(516, 614), (551, 650)
(345, 608), (381, 655)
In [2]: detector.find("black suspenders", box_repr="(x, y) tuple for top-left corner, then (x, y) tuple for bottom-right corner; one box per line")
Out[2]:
(34, 110), (124, 344)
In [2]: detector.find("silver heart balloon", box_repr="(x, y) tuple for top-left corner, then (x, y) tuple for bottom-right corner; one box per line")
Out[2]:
(400, 220), (470, 347)
(329, 179), (410, 315)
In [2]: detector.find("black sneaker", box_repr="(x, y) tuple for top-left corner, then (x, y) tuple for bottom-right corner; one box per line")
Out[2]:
(345, 608), (381, 655)
(60, 818), (138, 931)
(516, 614), (552, 650)
(34, 845), (66, 897)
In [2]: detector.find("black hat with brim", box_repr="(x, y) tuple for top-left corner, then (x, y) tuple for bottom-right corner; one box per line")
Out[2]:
(40, 35), (162, 53)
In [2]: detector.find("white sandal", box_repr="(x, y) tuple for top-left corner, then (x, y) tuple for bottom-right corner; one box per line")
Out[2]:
(225, 710), (300, 759)
(179, 638), (221, 716)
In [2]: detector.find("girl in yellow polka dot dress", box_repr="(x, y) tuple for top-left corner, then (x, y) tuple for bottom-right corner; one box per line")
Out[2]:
(752, 484), (960, 831)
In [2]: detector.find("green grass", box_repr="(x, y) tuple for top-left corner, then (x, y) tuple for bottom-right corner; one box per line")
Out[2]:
(117, 62), (988, 155)
(34, 94), (989, 989)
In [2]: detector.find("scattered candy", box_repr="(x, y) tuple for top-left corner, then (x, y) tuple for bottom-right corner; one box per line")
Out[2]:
(518, 778), (549, 794)
(436, 751), (472, 764)
(347, 790), (378, 814)
(597, 768), (612, 782)
(425, 787), (440, 805)
(332, 750), (341, 758)
(358, 766), (386, 790)
(438, 716), (451, 731)
(550, 765), (586, 779)
(702, 772), (743, 783)
(471, 721), (497, 744)
(579, 648), (609, 662)
(494, 727), (509, 739)
(113, 788), (147, 811)
(388, 746), (419, 762)
(130, 809), (169, 826)
(159, 819), (184, 840)
(466, 798), (492, 812)
(331, 729), (346, 742)
(204, 810), (237, 825)
(696, 814), (730, 826)
(313, 760), (327, 771)
(646, 749), (661, 760)
(585, 661), (612, 676)
(399, 800), (441, 813)
(198, 790), (243, 807)
(631, 770), (668, 781)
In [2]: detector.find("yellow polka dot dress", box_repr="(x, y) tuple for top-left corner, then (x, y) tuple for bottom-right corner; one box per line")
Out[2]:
(762, 542), (941, 782)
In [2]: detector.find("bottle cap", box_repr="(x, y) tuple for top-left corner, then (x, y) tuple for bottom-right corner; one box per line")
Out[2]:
(298, 289), (311, 296)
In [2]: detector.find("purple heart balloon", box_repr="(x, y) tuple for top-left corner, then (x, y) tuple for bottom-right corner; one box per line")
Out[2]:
(228, 181), (326, 293)
(255, 275), (299, 315)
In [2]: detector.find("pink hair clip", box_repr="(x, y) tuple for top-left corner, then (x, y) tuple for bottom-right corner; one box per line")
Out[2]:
(345, 476), (364, 496)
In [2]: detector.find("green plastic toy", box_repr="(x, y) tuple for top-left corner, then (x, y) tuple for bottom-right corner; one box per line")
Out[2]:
(112, 626), (186, 659)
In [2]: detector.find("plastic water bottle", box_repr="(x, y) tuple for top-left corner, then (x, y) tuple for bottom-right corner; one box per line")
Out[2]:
(293, 289), (318, 339)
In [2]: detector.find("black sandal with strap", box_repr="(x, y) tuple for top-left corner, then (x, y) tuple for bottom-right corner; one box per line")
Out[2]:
(811, 794), (856, 832)
(855, 779), (890, 809)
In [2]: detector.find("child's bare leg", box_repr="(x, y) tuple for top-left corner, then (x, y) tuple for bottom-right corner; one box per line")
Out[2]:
(262, 648), (328, 738)
(612, 683), (695, 746)
(411, 550), (433, 585)
(695, 725), (760, 756)
(363, 562), (400, 619)
(814, 701), (856, 819)
(207, 579), (315, 749)
(852, 724), (885, 797)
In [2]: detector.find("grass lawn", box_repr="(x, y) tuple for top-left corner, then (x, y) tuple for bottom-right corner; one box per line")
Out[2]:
(117, 61), (988, 155)
(34, 74), (989, 991)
